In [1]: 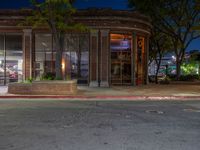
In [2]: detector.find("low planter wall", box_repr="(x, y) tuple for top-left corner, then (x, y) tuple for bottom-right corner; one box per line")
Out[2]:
(8, 80), (77, 95)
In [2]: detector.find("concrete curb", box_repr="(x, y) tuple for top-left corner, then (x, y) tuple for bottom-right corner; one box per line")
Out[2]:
(0, 95), (200, 100)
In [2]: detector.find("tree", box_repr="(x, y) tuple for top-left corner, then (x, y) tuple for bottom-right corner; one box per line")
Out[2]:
(65, 33), (88, 79)
(184, 50), (200, 75)
(22, 0), (86, 79)
(129, 0), (200, 80)
(149, 30), (172, 83)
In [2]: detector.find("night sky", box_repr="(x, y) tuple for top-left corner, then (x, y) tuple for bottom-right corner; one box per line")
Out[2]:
(0, 0), (199, 51)
(0, 0), (129, 10)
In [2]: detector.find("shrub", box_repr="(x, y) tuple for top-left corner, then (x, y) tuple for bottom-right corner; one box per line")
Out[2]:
(42, 72), (55, 80)
(168, 74), (200, 81)
(168, 74), (176, 81)
(159, 76), (170, 84)
(23, 77), (33, 84)
(179, 75), (200, 81)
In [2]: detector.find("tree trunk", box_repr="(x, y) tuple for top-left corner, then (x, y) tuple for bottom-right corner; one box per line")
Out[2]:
(155, 59), (161, 84)
(55, 49), (62, 79)
(77, 37), (81, 79)
(77, 50), (81, 79)
(54, 33), (64, 80)
(155, 70), (159, 84)
(176, 61), (181, 80)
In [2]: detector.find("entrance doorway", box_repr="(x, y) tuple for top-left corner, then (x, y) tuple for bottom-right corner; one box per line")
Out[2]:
(110, 34), (132, 85)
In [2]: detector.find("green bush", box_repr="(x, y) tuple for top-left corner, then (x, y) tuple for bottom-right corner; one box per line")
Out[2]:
(168, 74), (176, 81)
(181, 62), (199, 75)
(168, 74), (200, 81)
(27, 77), (33, 83)
(23, 77), (33, 84)
(179, 75), (200, 81)
(159, 76), (170, 84)
(42, 72), (55, 80)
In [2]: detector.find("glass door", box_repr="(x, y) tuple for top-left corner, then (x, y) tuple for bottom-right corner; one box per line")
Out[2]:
(110, 34), (132, 85)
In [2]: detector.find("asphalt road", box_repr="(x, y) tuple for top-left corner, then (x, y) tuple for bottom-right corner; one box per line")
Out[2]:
(0, 100), (200, 150)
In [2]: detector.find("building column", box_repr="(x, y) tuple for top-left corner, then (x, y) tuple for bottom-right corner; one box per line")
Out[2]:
(100, 29), (109, 87)
(23, 29), (32, 80)
(89, 30), (99, 87)
(145, 35), (150, 84)
(132, 32), (137, 86)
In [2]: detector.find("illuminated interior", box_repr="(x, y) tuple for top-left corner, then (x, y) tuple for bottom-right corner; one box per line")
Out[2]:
(110, 34), (132, 85)
(35, 34), (89, 84)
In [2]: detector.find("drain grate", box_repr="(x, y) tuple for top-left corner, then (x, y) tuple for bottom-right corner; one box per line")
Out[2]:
(145, 110), (164, 114)
(183, 108), (200, 113)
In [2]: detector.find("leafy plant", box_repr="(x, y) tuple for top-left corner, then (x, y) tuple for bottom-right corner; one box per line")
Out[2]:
(23, 77), (34, 84)
(20, 0), (87, 80)
(42, 72), (55, 80)
(159, 76), (170, 84)
(129, 0), (200, 80)
(179, 75), (200, 81)
(181, 62), (199, 75)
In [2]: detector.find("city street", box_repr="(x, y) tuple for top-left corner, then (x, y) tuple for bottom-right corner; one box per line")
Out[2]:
(0, 100), (200, 150)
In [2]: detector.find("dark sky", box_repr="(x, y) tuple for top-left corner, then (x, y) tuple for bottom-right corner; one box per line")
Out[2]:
(0, 0), (129, 10)
(0, 0), (199, 51)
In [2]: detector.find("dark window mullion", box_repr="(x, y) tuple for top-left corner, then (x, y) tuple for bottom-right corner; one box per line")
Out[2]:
(4, 34), (6, 85)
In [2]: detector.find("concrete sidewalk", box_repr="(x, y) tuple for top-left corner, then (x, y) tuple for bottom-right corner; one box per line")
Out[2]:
(0, 82), (200, 100)
(79, 83), (200, 97)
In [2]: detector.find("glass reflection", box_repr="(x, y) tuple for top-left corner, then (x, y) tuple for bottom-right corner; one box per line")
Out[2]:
(35, 34), (53, 79)
(0, 34), (23, 85)
(63, 34), (89, 84)
(35, 33), (89, 84)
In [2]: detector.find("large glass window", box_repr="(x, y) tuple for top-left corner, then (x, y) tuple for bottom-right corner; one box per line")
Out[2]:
(35, 34), (53, 79)
(110, 34), (132, 85)
(0, 34), (23, 85)
(0, 35), (5, 85)
(35, 33), (89, 84)
(63, 34), (89, 84)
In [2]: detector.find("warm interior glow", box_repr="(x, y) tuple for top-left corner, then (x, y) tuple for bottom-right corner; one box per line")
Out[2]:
(110, 34), (132, 40)
(62, 62), (65, 70)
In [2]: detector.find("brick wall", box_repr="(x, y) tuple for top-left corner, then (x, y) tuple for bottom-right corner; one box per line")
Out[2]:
(23, 29), (32, 80)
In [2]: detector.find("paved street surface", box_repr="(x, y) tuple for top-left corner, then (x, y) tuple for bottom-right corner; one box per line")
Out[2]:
(0, 100), (200, 150)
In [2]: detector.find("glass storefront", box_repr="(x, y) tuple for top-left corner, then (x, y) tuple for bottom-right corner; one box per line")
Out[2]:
(63, 34), (89, 84)
(0, 34), (23, 85)
(110, 34), (132, 85)
(35, 33), (89, 84)
(35, 34), (54, 79)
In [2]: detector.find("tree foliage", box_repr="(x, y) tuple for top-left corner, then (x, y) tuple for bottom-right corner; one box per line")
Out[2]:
(149, 30), (173, 83)
(129, 0), (200, 79)
(22, 0), (86, 79)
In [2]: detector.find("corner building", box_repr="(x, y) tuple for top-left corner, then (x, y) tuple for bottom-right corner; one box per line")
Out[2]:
(0, 9), (151, 87)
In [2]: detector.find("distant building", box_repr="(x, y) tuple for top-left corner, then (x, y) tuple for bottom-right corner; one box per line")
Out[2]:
(149, 50), (200, 76)
(0, 9), (151, 86)
(148, 53), (176, 76)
